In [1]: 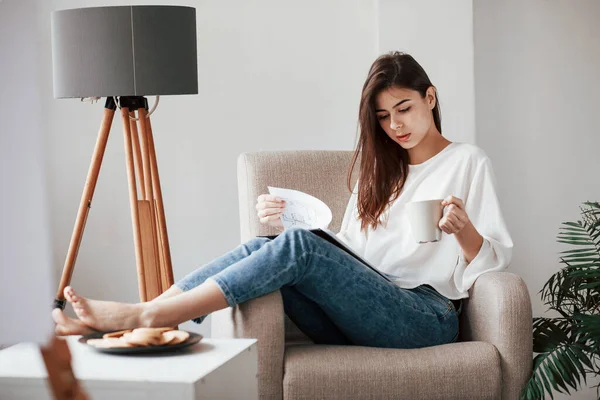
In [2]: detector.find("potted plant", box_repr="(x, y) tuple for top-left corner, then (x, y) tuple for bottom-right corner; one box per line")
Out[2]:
(521, 201), (600, 399)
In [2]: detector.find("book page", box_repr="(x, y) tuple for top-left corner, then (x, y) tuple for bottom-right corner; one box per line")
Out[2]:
(267, 186), (332, 229)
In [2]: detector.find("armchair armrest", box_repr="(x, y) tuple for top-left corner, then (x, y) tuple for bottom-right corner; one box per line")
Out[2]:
(211, 290), (285, 400)
(461, 271), (533, 400)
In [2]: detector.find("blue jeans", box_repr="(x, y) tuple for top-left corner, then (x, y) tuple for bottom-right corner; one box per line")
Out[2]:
(175, 227), (461, 349)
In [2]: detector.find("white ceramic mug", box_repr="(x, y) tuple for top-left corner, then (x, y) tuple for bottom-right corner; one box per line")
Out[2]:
(406, 199), (444, 243)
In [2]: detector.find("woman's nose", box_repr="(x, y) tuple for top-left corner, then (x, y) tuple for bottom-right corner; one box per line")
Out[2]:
(390, 117), (403, 131)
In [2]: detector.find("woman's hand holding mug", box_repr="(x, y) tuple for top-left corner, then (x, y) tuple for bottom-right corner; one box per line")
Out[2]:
(439, 196), (469, 235)
(406, 195), (468, 243)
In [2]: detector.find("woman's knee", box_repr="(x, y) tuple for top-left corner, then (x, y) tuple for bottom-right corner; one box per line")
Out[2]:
(280, 226), (311, 238)
(245, 236), (271, 251)
(270, 227), (319, 256)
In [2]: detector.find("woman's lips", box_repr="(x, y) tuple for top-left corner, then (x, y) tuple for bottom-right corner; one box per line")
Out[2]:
(397, 133), (411, 142)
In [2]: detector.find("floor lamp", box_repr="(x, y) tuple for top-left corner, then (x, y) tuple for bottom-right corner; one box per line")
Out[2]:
(50, 5), (198, 311)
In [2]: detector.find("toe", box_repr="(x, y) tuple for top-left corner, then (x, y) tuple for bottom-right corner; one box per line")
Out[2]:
(70, 288), (82, 303)
(51, 308), (95, 336)
(65, 286), (82, 304)
(64, 286), (74, 301)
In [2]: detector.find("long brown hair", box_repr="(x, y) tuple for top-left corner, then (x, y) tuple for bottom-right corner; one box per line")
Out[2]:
(347, 51), (443, 232)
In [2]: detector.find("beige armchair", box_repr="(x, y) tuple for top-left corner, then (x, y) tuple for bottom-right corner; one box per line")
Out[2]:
(211, 150), (533, 400)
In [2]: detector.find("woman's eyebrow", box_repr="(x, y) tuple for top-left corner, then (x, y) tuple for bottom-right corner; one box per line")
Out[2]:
(375, 99), (410, 112)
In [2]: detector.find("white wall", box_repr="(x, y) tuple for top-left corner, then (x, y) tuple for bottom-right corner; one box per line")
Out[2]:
(0, 0), (55, 345)
(378, 0), (476, 144)
(474, 1), (600, 399)
(37, 0), (378, 337)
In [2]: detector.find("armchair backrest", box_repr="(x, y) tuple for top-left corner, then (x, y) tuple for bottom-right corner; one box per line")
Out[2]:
(237, 151), (360, 242)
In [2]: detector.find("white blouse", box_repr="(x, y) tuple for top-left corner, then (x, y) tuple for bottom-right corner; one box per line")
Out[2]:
(335, 142), (513, 300)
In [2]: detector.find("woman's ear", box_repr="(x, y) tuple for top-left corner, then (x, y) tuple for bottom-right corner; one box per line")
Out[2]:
(427, 86), (437, 109)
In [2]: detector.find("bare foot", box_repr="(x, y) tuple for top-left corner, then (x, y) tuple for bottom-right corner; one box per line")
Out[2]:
(51, 308), (97, 336)
(63, 286), (147, 332)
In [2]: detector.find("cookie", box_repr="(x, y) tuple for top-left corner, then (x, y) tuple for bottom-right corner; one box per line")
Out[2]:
(122, 329), (167, 346)
(132, 327), (173, 335)
(89, 327), (187, 348)
(87, 337), (135, 348)
(162, 330), (190, 345)
(102, 329), (133, 339)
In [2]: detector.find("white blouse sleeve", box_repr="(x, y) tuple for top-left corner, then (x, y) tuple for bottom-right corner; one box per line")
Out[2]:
(335, 181), (359, 245)
(452, 156), (514, 293)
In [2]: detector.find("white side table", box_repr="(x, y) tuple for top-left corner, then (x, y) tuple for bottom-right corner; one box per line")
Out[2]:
(0, 336), (258, 400)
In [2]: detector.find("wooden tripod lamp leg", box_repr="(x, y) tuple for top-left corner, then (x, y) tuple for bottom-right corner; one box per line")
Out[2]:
(129, 111), (146, 197)
(54, 103), (116, 310)
(121, 107), (149, 303)
(136, 108), (162, 301)
(145, 113), (175, 290)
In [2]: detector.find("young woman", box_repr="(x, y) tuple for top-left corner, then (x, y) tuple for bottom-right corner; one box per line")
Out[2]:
(52, 51), (513, 349)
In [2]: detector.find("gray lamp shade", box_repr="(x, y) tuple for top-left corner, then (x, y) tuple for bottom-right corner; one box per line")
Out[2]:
(51, 5), (198, 98)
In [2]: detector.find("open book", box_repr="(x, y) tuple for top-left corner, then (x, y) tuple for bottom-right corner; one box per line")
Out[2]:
(262, 187), (393, 283)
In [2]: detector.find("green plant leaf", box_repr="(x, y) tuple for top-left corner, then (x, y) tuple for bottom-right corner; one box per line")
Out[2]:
(526, 355), (550, 399)
(562, 221), (585, 228)
(558, 229), (588, 236)
(545, 357), (571, 395)
(522, 373), (542, 400)
(557, 347), (580, 381)
(569, 344), (593, 374)
(529, 342), (588, 399)
(578, 281), (600, 290)
(559, 257), (600, 263)
(540, 362), (557, 397)
(557, 233), (591, 239)
(557, 239), (593, 245)
(533, 318), (569, 352)
(550, 350), (577, 392)
(559, 248), (598, 255)
(558, 230), (589, 236)
(564, 346), (588, 380)
(581, 201), (600, 208)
